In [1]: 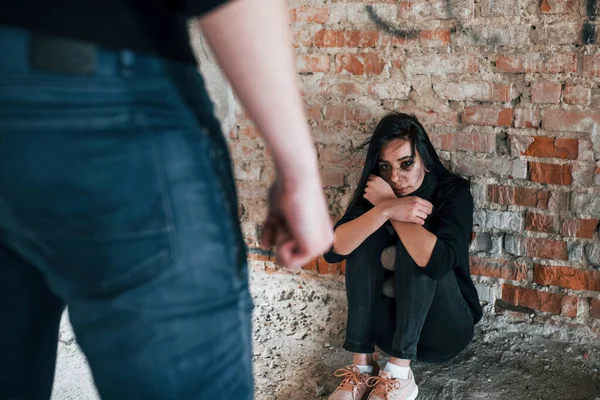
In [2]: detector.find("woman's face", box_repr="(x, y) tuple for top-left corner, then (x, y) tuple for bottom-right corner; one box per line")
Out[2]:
(377, 138), (427, 197)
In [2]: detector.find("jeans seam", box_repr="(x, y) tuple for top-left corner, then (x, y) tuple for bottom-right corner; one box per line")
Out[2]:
(144, 116), (176, 264)
(204, 127), (238, 269)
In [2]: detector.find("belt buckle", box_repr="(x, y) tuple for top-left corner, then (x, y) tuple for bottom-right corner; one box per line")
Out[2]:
(30, 34), (97, 76)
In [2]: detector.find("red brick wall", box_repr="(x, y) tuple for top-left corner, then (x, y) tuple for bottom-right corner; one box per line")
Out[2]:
(230, 0), (600, 335)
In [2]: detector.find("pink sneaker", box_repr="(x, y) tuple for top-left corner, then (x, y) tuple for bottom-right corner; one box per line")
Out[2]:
(328, 363), (380, 400)
(367, 370), (418, 400)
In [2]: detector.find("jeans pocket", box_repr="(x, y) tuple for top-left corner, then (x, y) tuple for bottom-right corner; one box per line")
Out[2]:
(0, 85), (173, 297)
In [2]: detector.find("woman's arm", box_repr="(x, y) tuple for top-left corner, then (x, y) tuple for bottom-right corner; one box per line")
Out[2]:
(331, 205), (389, 256)
(389, 221), (436, 267)
(392, 187), (474, 279)
(332, 192), (433, 256)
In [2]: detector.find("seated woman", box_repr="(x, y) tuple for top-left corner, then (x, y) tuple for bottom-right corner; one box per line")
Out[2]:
(324, 113), (482, 400)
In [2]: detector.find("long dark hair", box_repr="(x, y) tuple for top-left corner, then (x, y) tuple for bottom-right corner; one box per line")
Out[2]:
(347, 112), (468, 218)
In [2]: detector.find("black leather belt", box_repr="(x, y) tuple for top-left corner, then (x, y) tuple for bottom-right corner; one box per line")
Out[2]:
(30, 34), (98, 76)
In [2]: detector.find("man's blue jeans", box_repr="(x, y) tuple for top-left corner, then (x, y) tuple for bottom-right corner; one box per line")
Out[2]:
(0, 26), (254, 399)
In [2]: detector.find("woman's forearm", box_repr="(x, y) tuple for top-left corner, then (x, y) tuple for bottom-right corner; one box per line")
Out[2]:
(332, 206), (389, 256)
(390, 221), (437, 267)
(197, 0), (319, 183)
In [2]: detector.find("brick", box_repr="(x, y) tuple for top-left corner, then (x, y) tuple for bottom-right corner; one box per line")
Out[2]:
(320, 81), (363, 98)
(314, 30), (379, 48)
(321, 170), (345, 187)
(514, 108), (540, 128)
(502, 284), (564, 314)
(394, 0), (474, 20)
(439, 132), (496, 153)
(481, 0), (518, 16)
(292, 29), (314, 47)
(548, 191), (570, 212)
(496, 53), (577, 73)
(568, 242), (584, 262)
(539, 0), (578, 14)
(474, 282), (498, 304)
(368, 83), (411, 100)
(571, 193), (600, 218)
(290, 7), (329, 24)
(542, 111), (600, 133)
(561, 296), (579, 317)
(512, 136), (579, 160)
(384, 33), (418, 47)
(404, 54), (478, 76)
(324, 104), (373, 123)
(505, 234), (525, 256)
(525, 212), (556, 233)
(335, 53), (385, 75)
(529, 162), (572, 185)
(433, 0), (475, 19)
(470, 233), (492, 252)
(534, 265), (600, 292)
(348, 108), (370, 124)
(572, 164), (597, 187)
(419, 29), (451, 46)
(317, 257), (342, 274)
(329, 3), (396, 25)
(530, 81), (562, 104)
(476, 210), (523, 231)
(488, 185), (550, 208)
(457, 25), (531, 47)
(531, 22), (582, 46)
(296, 54), (330, 73)
(302, 258), (318, 272)
(433, 82), (511, 102)
(239, 126), (260, 139)
(305, 105), (322, 121)
(586, 244), (600, 267)
(471, 257), (527, 280)
(411, 109), (460, 127)
(462, 107), (513, 127)
(525, 237), (568, 260)
(234, 163), (261, 181)
(590, 298), (600, 319)
(578, 140), (595, 162)
(583, 54), (600, 77)
(563, 85), (591, 105)
(452, 156), (527, 179)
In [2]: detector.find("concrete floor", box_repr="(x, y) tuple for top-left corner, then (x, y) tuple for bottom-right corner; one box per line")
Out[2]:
(52, 272), (600, 400)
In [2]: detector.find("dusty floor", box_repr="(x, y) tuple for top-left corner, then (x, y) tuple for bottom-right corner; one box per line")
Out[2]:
(53, 271), (600, 400)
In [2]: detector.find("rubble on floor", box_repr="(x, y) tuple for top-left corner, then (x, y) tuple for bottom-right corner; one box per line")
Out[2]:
(53, 271), (600, 400)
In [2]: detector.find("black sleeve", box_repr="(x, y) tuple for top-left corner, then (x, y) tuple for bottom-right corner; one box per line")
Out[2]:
(175, 0), (231, 17)
(322, 203), (366, 264)
(423, 187), (474, 280)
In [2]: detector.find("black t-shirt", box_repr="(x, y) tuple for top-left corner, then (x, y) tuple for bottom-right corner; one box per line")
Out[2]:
(325, 173), (483, 324)
(0, 0), (229, 64)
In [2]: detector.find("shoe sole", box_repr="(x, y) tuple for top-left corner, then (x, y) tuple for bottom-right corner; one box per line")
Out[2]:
(407, 386), (419, 400)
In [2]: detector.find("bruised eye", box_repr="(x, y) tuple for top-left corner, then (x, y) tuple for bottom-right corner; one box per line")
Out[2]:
(401, 160), (415, 170)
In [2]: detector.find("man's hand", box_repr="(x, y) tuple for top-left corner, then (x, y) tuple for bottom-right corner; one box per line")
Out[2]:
(364, 175), (396, 206)
(261, 176), (333, 269)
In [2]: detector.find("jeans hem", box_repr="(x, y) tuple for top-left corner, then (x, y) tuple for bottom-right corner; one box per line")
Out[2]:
(375, 342), (417, 361)
(343, 341), (375, 354)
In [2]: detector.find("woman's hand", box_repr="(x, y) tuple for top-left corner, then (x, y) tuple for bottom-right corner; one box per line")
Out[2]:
(364, 175), (396, 206)
(381, 197), (433, 225)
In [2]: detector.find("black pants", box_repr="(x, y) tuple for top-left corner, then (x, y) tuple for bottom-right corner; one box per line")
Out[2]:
(344, 224), (475, 362)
